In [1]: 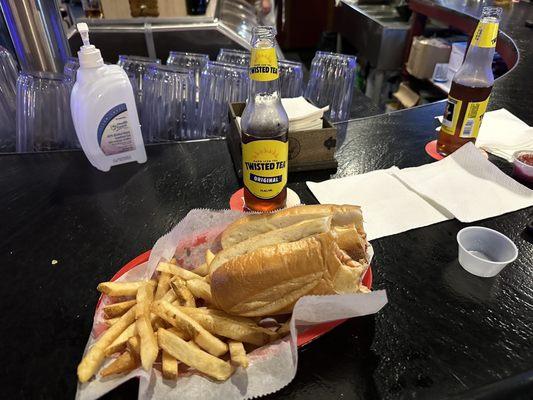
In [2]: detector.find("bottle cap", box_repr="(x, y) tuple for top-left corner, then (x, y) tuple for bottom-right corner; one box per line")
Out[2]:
(76, 23), (103, 68)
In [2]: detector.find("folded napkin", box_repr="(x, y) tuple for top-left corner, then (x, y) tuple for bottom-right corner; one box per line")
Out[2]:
(307, 168), (452, 240)
(236, 98), (328, 132)
(392, 142), (533, 222)
(281, 97), (329, 122)
(437, 108), (532, 162)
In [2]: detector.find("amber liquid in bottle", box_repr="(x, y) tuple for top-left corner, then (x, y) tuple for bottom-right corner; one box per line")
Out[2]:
(436, 6), (501, 156)
(243, 131), (288, 212)
(437, 82), (493, 155)
(241, 26), (289, 212)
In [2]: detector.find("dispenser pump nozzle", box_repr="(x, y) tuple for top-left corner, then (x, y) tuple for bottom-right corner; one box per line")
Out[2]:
(76, 23), (103, 68)
(77, 23), (91, 47)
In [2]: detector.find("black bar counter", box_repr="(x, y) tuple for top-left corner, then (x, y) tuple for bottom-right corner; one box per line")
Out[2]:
(1, 2), (533, 400)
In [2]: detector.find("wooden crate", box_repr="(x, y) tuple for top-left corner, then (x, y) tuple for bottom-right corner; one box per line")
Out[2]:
(228, 102), (338, 178)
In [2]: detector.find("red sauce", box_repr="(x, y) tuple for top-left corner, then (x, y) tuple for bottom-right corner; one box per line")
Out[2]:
(518, 153), (533, 166)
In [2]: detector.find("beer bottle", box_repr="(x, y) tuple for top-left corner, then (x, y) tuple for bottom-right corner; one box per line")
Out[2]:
(241, 26), (289, 212)
(437, 7), (502, 156)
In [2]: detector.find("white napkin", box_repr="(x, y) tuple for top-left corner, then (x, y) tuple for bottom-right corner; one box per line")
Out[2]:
(281, 97), (329, 122)
(236, 97), (328, 133)
(392, 142), (533, 222)
(307, 168), (452, 240)
(436, 108), (532, 162)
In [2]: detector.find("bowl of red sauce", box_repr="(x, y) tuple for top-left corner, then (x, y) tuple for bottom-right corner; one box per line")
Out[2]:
(513, 151), (533, 184)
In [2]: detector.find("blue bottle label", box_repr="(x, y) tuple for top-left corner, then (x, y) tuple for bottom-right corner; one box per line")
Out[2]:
(97, 103), (136, 156)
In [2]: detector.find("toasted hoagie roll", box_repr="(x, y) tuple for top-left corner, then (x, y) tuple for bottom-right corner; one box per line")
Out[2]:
(211, 231), (369, 317)
(209, 216), (332, 274)
(220, 204), (363, 249)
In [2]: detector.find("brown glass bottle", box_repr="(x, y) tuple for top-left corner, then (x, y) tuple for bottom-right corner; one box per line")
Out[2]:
(437, 82), (493, 155)
(241, 26), (289, 212)
(437, 6), (501, 156)
(242, 131), (288, 212)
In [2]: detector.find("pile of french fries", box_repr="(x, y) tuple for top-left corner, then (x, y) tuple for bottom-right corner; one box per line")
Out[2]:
(77, 251), (289, 383)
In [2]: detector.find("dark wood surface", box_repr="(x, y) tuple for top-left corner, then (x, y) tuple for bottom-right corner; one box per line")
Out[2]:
(1, 100), (532, 399)
(1, 1), (533, 399)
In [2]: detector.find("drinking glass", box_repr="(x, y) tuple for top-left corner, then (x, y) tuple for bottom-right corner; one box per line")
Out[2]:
(141, 64), (196, 143)
(198, 61), (249, 138)
(279, 60), (304, 98)
(0, 46), (18, 151)
(166, 51), (209, 103)
(305, 51), (357, 122)
(117, 55), (161, 105)
(16, 72), (77, 152)
(63, 57), (80, 83)
(216, 48), (250, 67)
(217, 48), (303, 98)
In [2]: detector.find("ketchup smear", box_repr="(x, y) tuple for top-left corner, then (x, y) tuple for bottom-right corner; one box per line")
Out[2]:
(518, 153), (533, 166)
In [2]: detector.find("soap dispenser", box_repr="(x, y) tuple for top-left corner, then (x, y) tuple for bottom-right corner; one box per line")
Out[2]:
(71, 23), (147, 171)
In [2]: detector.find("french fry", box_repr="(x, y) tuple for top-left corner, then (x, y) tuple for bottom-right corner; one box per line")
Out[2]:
(155, 272), (172, 300)
(103, 300), (137, 319)
(179, 307), (275, 346)
(228, 341), (248, 368)
(171, 275), (186, 286)
(157, 262), (202, 281)
(169, 326), (191, 340)
(171, 281), (196, 307)
(104, 317), (120, 327)
(97, 281), (155, 297)
(188, 340), (202, 351)
(136, 283), (158, 370)
(100, 350), (138, 377)
(162, 350), (179, 380)
(77, 305), (137, 382)
(158, 328), (233, 381)
(105, 323), (136, 356)
(151, 300), (228, 357)
(185, 279), (212, 303)
(136, 317), (158, 370)
(160, 288), (177, 303)
(127, 336), (141, 358)
(136, 282), (155, 319)
(170, 258), (178, 265)
(205, 249), (215, 265)
(191, 263), (209, 277)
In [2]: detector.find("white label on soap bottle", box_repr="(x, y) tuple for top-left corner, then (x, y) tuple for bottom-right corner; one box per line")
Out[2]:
(97, 103), (136, 156)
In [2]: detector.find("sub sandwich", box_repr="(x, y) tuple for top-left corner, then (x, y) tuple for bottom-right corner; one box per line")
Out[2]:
(210, 205), (370, 317)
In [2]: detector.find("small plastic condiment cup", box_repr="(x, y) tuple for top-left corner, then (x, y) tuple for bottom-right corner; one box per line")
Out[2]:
(512, 150), (533, 184)
(456, 227), (518, 277)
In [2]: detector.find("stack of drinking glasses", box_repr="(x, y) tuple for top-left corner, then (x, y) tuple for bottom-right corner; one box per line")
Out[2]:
(64, 57), (80, 84)
(117, 55), (161, 107)
(278, 60), (304, 98)
(217, 48), (250, 66)
(217, 48), (303, 98)
(0, 46), (18, 151)
(16, 72), (77, 152)
(167, 51), (209, 102)
(198, 61), (249, 138)
(141, 64), (196, 142)
(304, 51), (357, 122)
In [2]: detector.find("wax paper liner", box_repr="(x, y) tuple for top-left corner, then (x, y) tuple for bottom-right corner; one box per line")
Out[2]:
(76, 209), (388, 400)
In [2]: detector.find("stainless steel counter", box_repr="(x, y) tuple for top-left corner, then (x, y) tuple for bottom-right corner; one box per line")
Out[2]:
(67, 0), (266, 62)
(337, 0), (410, 70)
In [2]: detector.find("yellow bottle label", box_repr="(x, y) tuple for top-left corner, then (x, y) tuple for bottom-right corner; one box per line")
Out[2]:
(472, 21), (499, 48)
(459, 96), (490, 138)
(440, 95), (490, 138)
(249, 48), (279, 81)
(242, 139), (288, 200)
